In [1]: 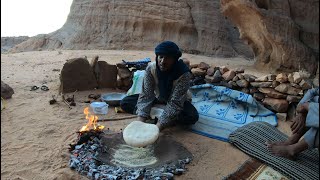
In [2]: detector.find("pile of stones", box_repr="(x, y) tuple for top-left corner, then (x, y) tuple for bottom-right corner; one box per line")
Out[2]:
(189, 62), (317, 121)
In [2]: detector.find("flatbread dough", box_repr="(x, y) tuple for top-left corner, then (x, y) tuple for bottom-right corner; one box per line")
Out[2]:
(123, 121), (159, 147)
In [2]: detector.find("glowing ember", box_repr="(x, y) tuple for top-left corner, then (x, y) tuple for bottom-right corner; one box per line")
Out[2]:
(80, 107), (105, 132)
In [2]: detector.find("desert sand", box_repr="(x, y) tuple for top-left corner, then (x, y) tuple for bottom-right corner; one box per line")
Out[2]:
(1, 50), (292, 180)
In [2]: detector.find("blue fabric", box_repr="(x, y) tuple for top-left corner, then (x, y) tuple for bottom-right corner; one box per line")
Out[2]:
(154, 41), (189, 102)
(189, 84), (278, 141)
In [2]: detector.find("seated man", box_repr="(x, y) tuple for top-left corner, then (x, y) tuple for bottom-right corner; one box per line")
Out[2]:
(120, 41), (199, 130)
(266, 88), (319, 159)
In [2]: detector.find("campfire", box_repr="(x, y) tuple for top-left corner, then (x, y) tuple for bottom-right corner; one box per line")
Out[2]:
(80, 107), (104, 132)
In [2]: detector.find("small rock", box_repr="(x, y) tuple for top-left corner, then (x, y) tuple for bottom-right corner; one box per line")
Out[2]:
(219, 66), (229, 74)
(286, 95), (302, 103)
(255, 75), (268, 82)
(275, 83), (301, 96)
(293, 72), (302, 84)
(276, 73), (288, 83)
(240, 88), (250, 94)
(191, 68), (206, 76)
(249, 87), (259, 94)
(243, 74), (257, 82)
(198, 62), (210, 70)
(232, 76), (239, 81)
(233, 67), (245, 73)
(290, 83), (301, 89)
(258, 87), (287, 99)
(228, 81), (238, 88)
(299, 71), (311, 79)
(267, 74), (276, 81)
(253, 92), (265, 101)
(222, 70), (236, 81)
(272, 80), (280, 88)
(250, 82), (272, 88)
(236, 79), (249, 88)
(205, 75), (221, 83)
(276, 113), (287, 121)
(190, 64), (199, 69)
(219, 81), (233, 89)
(212, 70), (222, 82)
(206, 67), (215, 76)
(237, 74), (245, 80)
(263, 98), (289, 113)
(313, 77), (319, 87)
(299, 79), (312, 90)
(288, 73), (294, 83)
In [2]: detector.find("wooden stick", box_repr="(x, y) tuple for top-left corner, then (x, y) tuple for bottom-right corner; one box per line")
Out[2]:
(98, 115), (138, 122)
(62, 95), (72, 109)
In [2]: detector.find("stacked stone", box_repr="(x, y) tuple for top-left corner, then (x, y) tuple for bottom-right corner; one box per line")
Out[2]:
(190, 62), (315, 121)
(116, 63), (134, 91)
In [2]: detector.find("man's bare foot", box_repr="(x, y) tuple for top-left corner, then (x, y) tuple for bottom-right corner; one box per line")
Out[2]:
(267, 144), (296, 160)
(265, 132), (304, 146)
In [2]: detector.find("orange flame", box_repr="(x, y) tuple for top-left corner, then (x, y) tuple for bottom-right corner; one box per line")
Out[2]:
(80, 107), (105, 132)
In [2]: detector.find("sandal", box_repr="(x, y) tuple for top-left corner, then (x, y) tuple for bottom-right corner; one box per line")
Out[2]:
(41, 85), (49, 91)
(30, 86), (39, 91)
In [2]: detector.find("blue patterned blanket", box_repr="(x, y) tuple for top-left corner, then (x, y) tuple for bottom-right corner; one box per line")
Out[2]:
(189, 84), (277, 142)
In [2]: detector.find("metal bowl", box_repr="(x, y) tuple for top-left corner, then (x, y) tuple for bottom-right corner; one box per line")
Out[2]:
(100, 93), (127, 106)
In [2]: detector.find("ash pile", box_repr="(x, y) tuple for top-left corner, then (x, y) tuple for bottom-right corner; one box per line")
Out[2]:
(69, 131), (192, 180)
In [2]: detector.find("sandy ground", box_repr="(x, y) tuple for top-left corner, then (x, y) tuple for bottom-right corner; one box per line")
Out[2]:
(1, 50), (292, 180)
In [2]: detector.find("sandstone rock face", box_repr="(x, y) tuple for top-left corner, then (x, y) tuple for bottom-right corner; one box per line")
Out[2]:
(9, 0), (253, 58)
(1, 36), (29, 53)
(221, 0), (318, 76)
(60, 58), (98, 93)
(1, 81), (14, 99)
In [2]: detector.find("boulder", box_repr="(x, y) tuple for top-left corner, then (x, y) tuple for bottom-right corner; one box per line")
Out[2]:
(263, 98), (289, 113)
(222, 70), (236, 81)
(258, 88), (287, 99)
(95, 61), (118, 88)
(60, 58), (98, 93)
(212, 70), (223, 82)
(1, 81), (14, 99)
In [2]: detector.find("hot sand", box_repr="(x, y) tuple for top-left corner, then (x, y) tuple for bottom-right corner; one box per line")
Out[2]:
(1, 50), (292, 179)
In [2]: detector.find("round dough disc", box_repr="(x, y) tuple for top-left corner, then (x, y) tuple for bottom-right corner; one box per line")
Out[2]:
(123, 121), (159, 147)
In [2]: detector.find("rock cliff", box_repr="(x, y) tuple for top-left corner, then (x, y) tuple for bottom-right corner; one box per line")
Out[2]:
(9, 0), (253, 58)
(221, 0), (319, 75)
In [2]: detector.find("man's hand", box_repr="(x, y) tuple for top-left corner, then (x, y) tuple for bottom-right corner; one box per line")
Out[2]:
(290, 113), (306, 134)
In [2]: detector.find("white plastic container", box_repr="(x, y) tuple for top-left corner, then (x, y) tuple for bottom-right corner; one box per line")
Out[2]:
(90, 102), (109, 115)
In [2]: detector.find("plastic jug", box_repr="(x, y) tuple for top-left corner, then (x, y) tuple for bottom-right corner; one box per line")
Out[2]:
(90, 102), (109, 115)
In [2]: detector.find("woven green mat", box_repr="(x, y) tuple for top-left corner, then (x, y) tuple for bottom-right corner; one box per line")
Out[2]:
(229, 121), (319, 180)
